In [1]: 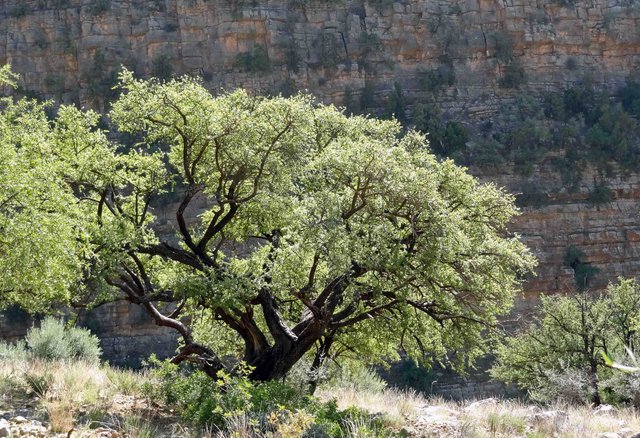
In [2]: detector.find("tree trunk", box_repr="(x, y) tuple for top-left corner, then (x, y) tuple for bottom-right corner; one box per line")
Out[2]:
(589, 360), (601, 406)
(308, 335), (334, 395)
(247, 330), (324, 381)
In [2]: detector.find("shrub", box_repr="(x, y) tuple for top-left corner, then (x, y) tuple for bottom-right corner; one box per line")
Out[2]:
(235, 45), (271, 73)
(359, 82), (376, 113)
(487, 412), (526, 435)
(418, 65), (456, 92)
(588, 183), (613, 207)
(66, 325), (102, 363)
(384, 82), (406, 122)
(528, 368), (593, 404)
(26, 317), (102, 362)
(24, 371), (53, 398)
(144, 359), (396, 436)
(491, 32), (514, 63)
(89, 0), (111, 16)
(564, 245), (599, 290)
(27, 317), (71, 361)
(499, 62), (526, 88)
(315, 33), (342, 69)
(151, 54), (173, 80)
(10, 4), (30, 18)
(0, 340), (28, 362)
(619, 80), (640, 118)
(324, 362), (387, 394)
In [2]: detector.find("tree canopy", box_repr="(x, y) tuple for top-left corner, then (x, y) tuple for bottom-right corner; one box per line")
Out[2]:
(0, 66), (88, 311)
(0, 67), (535, 381)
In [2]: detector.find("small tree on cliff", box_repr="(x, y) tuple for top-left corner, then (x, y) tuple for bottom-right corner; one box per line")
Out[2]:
(2, 68), (535, 381)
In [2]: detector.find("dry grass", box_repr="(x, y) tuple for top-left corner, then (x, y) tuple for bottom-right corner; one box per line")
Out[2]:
(3, 354), (640, 437)
(317, 385), (427, 419)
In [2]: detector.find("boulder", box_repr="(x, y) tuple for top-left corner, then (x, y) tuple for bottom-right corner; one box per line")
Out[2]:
(595, 404), (617, 415)
(0, 418), (10, 438)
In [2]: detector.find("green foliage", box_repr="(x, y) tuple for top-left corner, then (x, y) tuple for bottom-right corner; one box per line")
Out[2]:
(564, 245), (599, 290)
(44, 73), (65, 95)
(26, 317), (102, 363)
(84, 50), (119, 108)
(418, 65), (456, 93)
(342, 86), (358, 116)
(1, 66), (534, 383)
(315, 32), (342, 69)
(0, 69), (89, 310)
(491, 32), (515, 63)
(515, 182), (548, 208)
(588, 183), (613, 207)
(9, 4), (30, 18)
(26, 318), (70, 361)
(0, 340), (28, 362)
(499, 63), (526, 89)
(492, 278), (640, 405)
(367, 0), (394, 12)
(384, 82), (406, 122)
(412, 103), (469, 162)
(235, 45), (271, 73)
(619, 79), (640, 118)
(281, 39), (301, 73)
(144, 359), (394, 436)
(89, 0), (111, 16)
(151, 54), (173, 80)
(359, 82), (376, 113)
(24, 371), (53, 398)
(487, 412), (526, 435)
(324, 362), (387, 394)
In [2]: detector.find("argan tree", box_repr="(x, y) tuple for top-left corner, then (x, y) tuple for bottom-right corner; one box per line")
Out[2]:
(1, 68), (535, 381)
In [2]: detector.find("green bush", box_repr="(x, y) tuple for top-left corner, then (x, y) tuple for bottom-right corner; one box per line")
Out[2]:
(492, 279), (640, 405)
(499, 62), (526, 89)
(588, 183), (613, 207)
(143, 359), (397, 436)
(26, 317), (101, 362)
(66, 325), (102, 363)
(235, 45), (271, 73)
(89, 0), (111, 15)
(384, 82), (406, 122)
(0, 340), (28, 362)
(9, 4), (30, 18)
(564, 245), (599, 290)
(418, 65), (456, 92)
(151, 54), (173, 80)
(27, 317), (70, 360)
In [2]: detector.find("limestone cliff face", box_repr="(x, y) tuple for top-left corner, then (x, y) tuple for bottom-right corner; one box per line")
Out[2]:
(1, 0), (640, 363)
(3, 0), (639, 112)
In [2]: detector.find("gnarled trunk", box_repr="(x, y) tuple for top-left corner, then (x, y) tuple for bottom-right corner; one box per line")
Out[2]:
(247, 325), (325, 381)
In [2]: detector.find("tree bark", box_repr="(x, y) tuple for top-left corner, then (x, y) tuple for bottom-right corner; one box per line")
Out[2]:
(247, 326), (325, 381)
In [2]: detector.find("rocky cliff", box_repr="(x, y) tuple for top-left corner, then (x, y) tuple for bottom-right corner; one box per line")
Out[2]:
(1, 0), (640, 368)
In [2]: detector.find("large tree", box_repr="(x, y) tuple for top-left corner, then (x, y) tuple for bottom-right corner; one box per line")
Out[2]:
(2, 69), (535, 381)
(0, 66), (88, 311)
